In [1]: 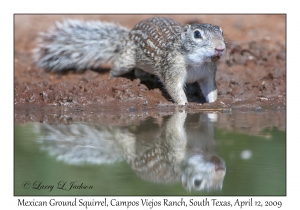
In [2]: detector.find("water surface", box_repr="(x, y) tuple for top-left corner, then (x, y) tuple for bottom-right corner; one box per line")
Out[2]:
(14, 111), (286, 196)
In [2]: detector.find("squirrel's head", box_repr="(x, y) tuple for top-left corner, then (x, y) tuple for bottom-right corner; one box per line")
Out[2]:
(181, 23), (226, 64)
(181, 154), (226, 191)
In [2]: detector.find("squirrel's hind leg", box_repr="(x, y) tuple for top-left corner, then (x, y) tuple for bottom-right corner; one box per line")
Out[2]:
(110, 44), (136, 77)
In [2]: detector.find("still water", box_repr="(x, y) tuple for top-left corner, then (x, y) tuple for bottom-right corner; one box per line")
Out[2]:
(14, 111), (286, 196)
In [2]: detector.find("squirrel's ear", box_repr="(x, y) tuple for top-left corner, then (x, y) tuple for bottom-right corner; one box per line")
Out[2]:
(183, 24), (191, 32)
(181, 24), (190, 41)
(181, 25), (193, 51)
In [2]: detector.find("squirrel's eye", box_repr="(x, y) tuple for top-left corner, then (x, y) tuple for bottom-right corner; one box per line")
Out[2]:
(194, 179), (202, 187)
(194, 30), (202, 39)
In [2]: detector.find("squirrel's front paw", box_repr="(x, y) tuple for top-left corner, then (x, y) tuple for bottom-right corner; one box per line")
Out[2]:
(206, 89), (218, 103)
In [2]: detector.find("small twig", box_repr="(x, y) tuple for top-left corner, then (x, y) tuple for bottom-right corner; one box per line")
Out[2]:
(189, 108), (231, 112)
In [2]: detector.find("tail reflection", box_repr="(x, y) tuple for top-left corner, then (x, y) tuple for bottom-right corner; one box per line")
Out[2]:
(34, 112), (226, 191)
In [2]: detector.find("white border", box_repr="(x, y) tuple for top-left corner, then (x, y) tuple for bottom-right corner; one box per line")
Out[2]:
(4, 0), (295, 209)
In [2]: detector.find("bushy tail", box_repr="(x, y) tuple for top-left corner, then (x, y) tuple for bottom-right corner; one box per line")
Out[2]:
(33, 19), (129, 72)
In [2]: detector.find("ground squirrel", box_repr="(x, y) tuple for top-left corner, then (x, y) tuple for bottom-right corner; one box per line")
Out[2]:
(34, 17), (226, 105)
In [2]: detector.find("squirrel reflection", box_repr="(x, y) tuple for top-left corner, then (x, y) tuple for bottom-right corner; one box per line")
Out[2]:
(35, 112), (226, 191)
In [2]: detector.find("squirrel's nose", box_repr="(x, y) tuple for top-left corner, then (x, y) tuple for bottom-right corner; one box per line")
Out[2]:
(214, 48), (225, 56)
(215, 48), (224, 53)
(214, 41), (226, 55)
(210, 155), (225, 171)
